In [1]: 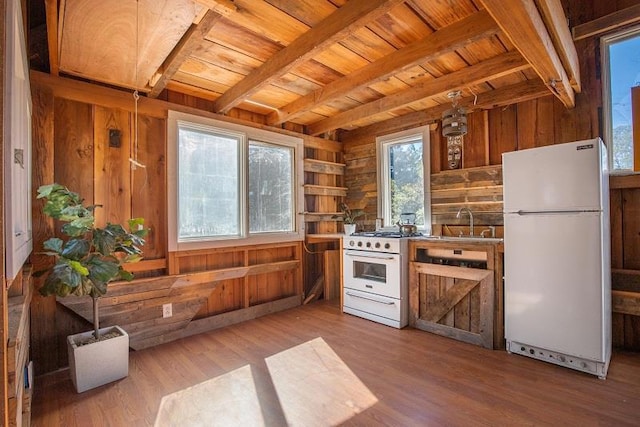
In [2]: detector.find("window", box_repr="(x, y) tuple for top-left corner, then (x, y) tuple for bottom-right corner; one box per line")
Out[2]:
(168, 111), (303, 250)
(602, 25), (640, 171)
(377, 126), (431, 234)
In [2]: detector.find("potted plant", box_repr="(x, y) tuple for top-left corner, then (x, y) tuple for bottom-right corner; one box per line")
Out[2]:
(333, 202), (364, 235)
(36, 183), (147, 392)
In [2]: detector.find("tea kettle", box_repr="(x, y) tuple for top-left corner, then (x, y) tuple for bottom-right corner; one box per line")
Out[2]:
(396, 213), (417, 236)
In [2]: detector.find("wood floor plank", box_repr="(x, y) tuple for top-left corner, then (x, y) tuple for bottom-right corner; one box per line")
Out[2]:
(32, 301), (640, 426)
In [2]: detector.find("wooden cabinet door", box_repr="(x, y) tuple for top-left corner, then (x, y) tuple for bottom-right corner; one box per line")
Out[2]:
(409, 263), (494, 348)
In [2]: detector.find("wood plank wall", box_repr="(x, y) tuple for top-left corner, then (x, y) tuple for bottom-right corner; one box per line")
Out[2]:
(341, 0), (640, 349)
(28, 73), (319, 375)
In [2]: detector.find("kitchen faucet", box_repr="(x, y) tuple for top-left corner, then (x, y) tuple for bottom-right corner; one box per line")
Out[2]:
(456, 207), (474, 237)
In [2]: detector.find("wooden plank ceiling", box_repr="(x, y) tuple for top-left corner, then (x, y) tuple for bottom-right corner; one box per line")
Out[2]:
(48, 0), (580, 137)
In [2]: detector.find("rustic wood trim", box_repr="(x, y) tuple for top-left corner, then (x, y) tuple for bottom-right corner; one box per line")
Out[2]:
(409, 261), (494, 348)
(211, 0), (405, 113)
(266, 10), (500, 125)
(572, 3), (640, 41)
(44, 0), (59, 76)
(612, 290), (640, 316)
(536, 0), (581, 92)
(479, 0), (575, 108)
(302, 135), (342, 152)
(304, 185), (348, 197)
(122, 258), (168, 272)
(130, 295), (302, 350)
(612, 268), (640, 292)
(303, 212), (342, 222)
(148, 10), (224, 98)
(30, 71), (336, 152)
(340, 80), (550, 143)
(193, 0), (238, 17)
(304, 159), (346, 175)
(414, 318), (484, 346)
(609, 174), (640, 189)
(308, 51), (530, 136)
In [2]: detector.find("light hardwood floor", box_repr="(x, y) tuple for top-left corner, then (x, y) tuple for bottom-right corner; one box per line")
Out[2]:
(32, 301), (640, 426)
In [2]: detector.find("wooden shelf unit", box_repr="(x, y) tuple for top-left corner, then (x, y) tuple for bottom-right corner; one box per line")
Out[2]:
(302, 137), (345, 300)
(8, 266), (33, 427)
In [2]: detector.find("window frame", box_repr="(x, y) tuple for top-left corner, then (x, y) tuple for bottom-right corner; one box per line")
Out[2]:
(167, 111), (304, 251)
(601, 24), (640, 172)
(376, 126), (431, 234)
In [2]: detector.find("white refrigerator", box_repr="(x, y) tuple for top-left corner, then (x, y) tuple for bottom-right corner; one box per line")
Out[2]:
(502, 138), (611, 379)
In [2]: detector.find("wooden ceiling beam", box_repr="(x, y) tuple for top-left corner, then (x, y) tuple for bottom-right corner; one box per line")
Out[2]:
(44, 0), (59, 76)
(479, 0), (575, 108)
(572, 3), (640, 41)
(193, 0), (238, 17)
(307, 51), (530, 136)
(266, 10), (499, 126)
(341, 79), (551, 143)
(148, 10), (224, 98)
(211, 0), (405, 114)
(535, 0), (581, 92)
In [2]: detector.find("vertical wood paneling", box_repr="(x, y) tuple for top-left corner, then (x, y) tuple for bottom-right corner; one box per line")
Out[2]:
(464, 111), (489, 168)
(93, 106), (132, 227)
(30, 85), (58, 375)
(610, 189), (623, 269)
(488, 105), (517, 165)
(622, 189), (640, 270)
(53, 98), (94, 199)
(131, 114), (166, 260)
(535, 97), (556, 146)
(516, 100), (536, 150)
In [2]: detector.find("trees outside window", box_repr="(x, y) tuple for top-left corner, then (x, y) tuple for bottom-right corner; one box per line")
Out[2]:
(167, 111), (303, 251)
(602, 25), (640, 171)
(377, 127), (431, 233)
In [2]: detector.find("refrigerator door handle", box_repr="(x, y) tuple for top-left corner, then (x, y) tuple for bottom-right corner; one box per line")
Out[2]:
(515, 209), (600, 215)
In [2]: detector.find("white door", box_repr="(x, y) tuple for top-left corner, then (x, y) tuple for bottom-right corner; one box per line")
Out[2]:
(504, 211), (606, 361)
(502, 140), (603, 212)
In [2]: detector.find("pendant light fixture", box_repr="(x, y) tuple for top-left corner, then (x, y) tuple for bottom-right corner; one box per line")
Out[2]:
(442, 90), (466, 170)
(441, 90), (467, 137)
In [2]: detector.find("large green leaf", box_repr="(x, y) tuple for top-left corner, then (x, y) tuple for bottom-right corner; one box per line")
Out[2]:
(93, 228), (116, 256)
(43, 237), (63, 253)
(61, 239), (90, 260)
(86, 256), (121, 284)
(40, 262), (83, 296)
(68, 260), (89, 276)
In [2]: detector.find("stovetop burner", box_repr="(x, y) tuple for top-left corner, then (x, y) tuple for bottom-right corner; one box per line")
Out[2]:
(351, 231), (423, 238)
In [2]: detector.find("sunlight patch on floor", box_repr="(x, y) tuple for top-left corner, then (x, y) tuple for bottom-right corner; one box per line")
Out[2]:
(154, 364), (265, 427)
(154, 337), (377, 426)
(265, 337), (378, 426)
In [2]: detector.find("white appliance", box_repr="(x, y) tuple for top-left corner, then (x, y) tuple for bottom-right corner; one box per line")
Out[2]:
(342, 232), (412, 328)
(502, 138), (611, 379)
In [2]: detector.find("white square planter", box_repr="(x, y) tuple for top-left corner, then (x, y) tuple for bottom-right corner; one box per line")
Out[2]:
(67, 325), (129, 393)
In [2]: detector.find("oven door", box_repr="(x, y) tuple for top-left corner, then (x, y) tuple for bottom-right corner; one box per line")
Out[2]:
(343, 249), (401, 299)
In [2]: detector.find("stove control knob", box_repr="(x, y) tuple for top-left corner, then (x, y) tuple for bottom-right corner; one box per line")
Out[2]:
(366, 242), (371, 248)
(375, 242), (381, 248)
(357, 241), (363, 247)
(349, 240), (355, 246)
(384, 243), (391, 249)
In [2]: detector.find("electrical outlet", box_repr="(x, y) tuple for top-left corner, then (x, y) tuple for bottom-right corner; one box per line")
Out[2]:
(162, 303), (172, 318)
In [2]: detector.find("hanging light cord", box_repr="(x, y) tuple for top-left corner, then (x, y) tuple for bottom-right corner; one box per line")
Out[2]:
(130, 0), (146, 170)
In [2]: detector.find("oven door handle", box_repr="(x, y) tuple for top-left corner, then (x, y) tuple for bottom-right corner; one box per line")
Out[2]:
(344, 251), (396, 260)
(345, 291), (395, 305)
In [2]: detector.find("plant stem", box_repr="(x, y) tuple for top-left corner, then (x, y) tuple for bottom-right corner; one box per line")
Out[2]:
(93, 296), (100, 339)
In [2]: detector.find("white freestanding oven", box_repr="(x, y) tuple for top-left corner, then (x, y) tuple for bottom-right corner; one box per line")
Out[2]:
(342, 232), (412, 328)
